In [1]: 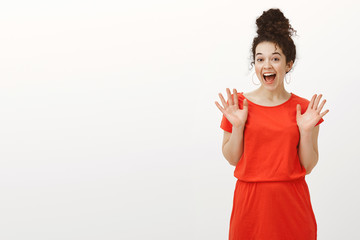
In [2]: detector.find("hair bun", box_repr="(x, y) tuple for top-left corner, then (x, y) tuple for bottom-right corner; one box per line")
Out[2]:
(256, 8), (296, 39)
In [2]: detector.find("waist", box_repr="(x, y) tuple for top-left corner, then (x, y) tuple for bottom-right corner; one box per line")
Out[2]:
(237, 175), (306, 183)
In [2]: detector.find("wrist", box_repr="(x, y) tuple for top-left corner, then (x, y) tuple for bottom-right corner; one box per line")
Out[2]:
(232, 124), (245, 131)
(299, 128), (312, 136)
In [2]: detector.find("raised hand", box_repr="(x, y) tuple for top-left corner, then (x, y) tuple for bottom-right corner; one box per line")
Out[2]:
(215, 88), (248, 128)
(296, 94), (330, 132)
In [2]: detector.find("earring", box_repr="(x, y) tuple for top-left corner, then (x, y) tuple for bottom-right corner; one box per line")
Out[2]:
(285, 72), (291, 84)
(252, 71), (261, 85)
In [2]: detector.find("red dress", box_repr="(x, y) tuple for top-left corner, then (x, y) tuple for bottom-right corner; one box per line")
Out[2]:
(220, 92), (324, 240)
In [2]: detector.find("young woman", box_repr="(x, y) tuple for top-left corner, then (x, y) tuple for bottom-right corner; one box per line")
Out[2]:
(215, 8), (329, 239)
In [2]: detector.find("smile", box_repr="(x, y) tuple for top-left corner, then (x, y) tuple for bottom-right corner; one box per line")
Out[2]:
(263, 73), (276, 83)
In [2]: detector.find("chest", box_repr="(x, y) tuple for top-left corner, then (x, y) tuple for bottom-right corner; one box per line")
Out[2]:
(244, 106), (300, 145)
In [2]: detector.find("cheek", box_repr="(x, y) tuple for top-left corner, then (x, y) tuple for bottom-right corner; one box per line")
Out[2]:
(276, 64), (287, 73)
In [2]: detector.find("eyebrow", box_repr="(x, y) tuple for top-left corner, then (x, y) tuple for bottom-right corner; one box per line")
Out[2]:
(256, 52), (282, 56)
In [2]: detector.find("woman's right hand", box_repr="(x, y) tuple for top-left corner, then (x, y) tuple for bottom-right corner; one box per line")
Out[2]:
(215, 88), (248, 128)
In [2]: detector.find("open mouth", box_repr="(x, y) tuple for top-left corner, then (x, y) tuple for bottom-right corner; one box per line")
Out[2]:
(263, 73), (276, 82)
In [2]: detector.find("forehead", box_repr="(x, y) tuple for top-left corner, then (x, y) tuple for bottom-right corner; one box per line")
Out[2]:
(255, 41), (284, 56)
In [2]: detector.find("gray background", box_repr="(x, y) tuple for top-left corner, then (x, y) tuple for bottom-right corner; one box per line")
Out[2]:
(0, 0), (359, 239)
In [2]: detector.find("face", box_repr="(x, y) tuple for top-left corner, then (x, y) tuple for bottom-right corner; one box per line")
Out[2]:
(254, 41), (293, 88)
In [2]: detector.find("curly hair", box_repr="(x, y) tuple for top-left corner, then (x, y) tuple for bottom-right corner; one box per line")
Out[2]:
(250, 8), (297, 73)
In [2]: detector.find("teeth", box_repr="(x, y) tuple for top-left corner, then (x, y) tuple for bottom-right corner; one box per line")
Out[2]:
(264, 73), (275, 76)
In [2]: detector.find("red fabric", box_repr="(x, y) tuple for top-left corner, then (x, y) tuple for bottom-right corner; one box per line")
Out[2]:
(220, 92), (323, 239)
(229, 177), (317, 239)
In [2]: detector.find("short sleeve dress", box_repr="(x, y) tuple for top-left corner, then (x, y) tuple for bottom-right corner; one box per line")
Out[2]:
(220, 92), (324, 240)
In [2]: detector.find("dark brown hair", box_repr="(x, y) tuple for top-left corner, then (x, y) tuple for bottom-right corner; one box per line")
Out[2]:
(250, 8), (297, 73)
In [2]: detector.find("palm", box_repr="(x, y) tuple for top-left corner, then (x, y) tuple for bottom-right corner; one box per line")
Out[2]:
(215, 88), (248, 128)
(296, 94), (329, 132)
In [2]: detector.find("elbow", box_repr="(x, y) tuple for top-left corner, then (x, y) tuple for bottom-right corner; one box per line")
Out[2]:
(225, 157), (237, 166)
(222, 145), (241, 167)
(304, 163), (313, 175)
(222, 152), (239, 166)
(303, 153), (319, 175)
(228, 160), (238, 167)
(223, 154), (238, 166)
(305, 161), (318, 175)
(226, 155), (240, 166)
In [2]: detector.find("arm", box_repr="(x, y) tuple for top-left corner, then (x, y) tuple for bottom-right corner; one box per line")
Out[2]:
(296, 93), (329, 175)
(298, 125), (320, 174)
(222, 125), (245, 166)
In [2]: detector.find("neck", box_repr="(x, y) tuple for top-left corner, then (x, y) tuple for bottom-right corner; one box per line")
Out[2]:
(256, 85), (290, 101)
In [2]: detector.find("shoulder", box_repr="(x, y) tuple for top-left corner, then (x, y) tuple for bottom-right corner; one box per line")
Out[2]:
(291, 93), (317, 114)
(291, 93), (311, 106)
(241, 90), (255, 99)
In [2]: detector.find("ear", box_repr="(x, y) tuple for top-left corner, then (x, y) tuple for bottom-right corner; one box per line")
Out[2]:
(286, 60), (294, 73)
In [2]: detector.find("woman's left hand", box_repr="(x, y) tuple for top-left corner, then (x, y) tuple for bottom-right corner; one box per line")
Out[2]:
(296, 94), (330, 132)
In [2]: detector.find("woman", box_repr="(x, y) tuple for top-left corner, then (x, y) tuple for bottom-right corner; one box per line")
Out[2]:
(215, 8), (329, 239)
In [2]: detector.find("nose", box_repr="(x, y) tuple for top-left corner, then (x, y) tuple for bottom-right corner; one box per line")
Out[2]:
(264, 59), (272, 68)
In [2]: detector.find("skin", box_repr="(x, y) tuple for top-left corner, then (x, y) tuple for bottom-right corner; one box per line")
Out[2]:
(215, 41), (330, 173)
(253, 41), (293, 102)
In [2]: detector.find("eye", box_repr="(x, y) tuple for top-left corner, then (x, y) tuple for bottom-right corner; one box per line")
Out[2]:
(256, 59), (263, 62)
(273, 58), (280, 61)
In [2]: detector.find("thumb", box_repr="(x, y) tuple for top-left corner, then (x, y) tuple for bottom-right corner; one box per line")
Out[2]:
(296, 104), (301, 118)
(242, 98), (248, 109)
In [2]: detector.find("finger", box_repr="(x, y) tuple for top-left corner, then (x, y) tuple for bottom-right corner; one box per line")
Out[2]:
(317, 99), (326, 113)
(307, 94), (317, 110)
(226, 88), (233, 105)
(233, 89), (239, 108)
(314, 94), (322, 110)
(219, 93), (228, 108)
(296, 104), (301, 118)
(242, 98), (248, 110)
(215, 101), (226, 114)
(320, 109), (330, 118)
